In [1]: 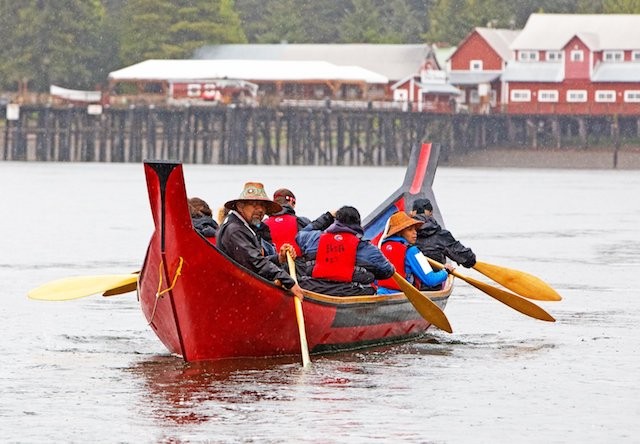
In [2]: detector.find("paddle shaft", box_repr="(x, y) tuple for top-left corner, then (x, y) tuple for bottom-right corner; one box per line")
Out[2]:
(286, 253), (311, 367)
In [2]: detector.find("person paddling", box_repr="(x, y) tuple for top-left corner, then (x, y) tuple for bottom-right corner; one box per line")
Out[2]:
(216, 182), (305, 301)
(411, 198), (476, 268)
(295, 206), (393, 296)
(377, 211), (454, 295)
(264, 188), (334, 256)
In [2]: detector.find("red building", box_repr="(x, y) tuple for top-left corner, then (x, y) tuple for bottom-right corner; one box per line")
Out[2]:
(503, 14), (640, 115)
(390, 59), (460, 113)
(447, 28), (520, 113)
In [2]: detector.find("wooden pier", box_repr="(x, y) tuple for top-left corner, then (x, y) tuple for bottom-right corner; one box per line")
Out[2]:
(2, 105), (638, 165)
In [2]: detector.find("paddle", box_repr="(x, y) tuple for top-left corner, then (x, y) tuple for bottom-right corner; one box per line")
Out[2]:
(28, 274), (139, 301)
(425, 258), (555, 322)
(473, 261), (562, 301)
(391, 272), (453, 333)
(286, 252), (311, 367)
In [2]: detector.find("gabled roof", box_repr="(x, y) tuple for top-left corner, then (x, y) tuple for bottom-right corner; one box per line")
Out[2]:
(108, 60), (388, 84)
(511, 14), (640, 51)
(592, 62), (640, 82)
(193, 44), (434, 81)
(501, 62), (564, 82)
(475, 28), (520, 60)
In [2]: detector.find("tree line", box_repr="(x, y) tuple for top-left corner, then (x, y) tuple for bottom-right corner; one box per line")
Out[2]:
(1, 0), (638, 94)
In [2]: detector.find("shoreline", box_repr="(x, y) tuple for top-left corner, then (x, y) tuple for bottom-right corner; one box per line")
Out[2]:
(441, 147), (640, 169)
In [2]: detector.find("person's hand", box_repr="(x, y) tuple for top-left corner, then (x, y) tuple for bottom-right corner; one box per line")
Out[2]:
(444, 263), (456, 274)
(278, 243), (296, 263)
(330, 209), (337, 217)
(290, 283), (305, 301)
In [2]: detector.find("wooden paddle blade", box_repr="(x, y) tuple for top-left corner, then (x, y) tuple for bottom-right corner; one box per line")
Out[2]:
(103, 280), (138, 296)
(473, 261), (562, 301)
(392, 273), (453, 333)
(28, 274), (139, 301)
(453, 271), (555, 322)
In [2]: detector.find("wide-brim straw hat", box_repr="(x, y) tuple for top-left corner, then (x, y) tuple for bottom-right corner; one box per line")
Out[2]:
(224, 182), (282, 215)
(385, 211), (423, 238)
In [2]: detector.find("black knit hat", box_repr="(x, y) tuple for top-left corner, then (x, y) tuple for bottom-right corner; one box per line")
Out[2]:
(412, 198), (433, 213)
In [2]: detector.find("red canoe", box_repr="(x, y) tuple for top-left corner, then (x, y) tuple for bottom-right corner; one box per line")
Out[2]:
(138, 142), (454, 362)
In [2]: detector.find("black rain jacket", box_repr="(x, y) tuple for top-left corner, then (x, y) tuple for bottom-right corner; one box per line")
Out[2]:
(413, 214), (476, 268)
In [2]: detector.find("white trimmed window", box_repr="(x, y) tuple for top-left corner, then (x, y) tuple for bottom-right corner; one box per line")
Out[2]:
(393, 89), (408, 102)
(546, 51), (563, 62)
(510, 89), (531, 102)
(632, 51), (640, 61)
(187, 84), (202, 97)
(469, 89), (480, 104)
(570, 50), (584, 62)
(538, 90), (559, 102)
(470, 60), (483, 71)
(518, 51), (539, 62)
(624, 90), (640, 102)
(603, 51), (623, 62)
(595, 90), (616, 103)
(567, 90), (587, 102)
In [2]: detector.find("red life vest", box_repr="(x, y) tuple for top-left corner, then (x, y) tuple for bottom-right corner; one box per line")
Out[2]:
(377, 240), (408, 290)
(264, 214), (302, 255)
(312, 232), (359, 282)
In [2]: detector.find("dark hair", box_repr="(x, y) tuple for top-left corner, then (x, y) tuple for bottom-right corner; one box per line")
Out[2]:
(189, 197), (213, 217)
(412, 198), (433, 213)
(335, 205), (361, 225)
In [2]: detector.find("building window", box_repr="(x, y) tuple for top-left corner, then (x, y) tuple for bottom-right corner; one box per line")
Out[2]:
(393, 89), (408, 102)
(603, 51), (624, 62)
(470, 60), (483, 71)
(187, 84), (201, 97)
(624, 90), (640, 102)
(518, 51), (538, 62)
(567, 90), (587, 102)
(469, 89), (480, 104)
(595, 90), (616, 102)
(510, 89), (531, 102)
(538, 90), (559, 102)
(546, 51), (563, 62)
(632, 51), (640, 61)
(570, 50), (584, 62)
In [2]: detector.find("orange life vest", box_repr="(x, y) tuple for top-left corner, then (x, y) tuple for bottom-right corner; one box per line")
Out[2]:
(264, 214), (302, 255)
(377, 240), (407, 290)
(312, 232), (359, 282)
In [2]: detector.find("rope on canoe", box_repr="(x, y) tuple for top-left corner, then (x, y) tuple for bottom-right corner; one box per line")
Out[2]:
(148, 256), (184, 325)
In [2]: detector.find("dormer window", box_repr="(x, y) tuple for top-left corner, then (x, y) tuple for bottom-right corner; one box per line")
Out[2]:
(518, 51), (538, 62)
(603, 51), (623, 62)
(570, 50), (584, 62)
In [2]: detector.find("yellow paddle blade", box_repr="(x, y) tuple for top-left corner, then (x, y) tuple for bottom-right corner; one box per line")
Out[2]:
(392, 273), (453, 333)
(455, 272), (555, 322)
(425, 257), (555, 322)
(473, 261), (562, 301)
(28, 274), (139, 301)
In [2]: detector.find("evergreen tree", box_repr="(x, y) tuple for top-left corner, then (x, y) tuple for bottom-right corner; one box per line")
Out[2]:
(0, 0), (108, 92)
(118, 0), (246, 65)
(604, 0), (640, 13)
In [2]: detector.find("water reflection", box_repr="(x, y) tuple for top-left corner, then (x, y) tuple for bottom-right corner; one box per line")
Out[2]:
(126, 355), (301, 425)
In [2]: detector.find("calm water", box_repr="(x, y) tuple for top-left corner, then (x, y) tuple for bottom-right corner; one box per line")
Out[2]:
(1, 162), (638, 443)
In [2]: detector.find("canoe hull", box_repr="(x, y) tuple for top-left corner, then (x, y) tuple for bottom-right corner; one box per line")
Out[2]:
(139, 143), (452, 362)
